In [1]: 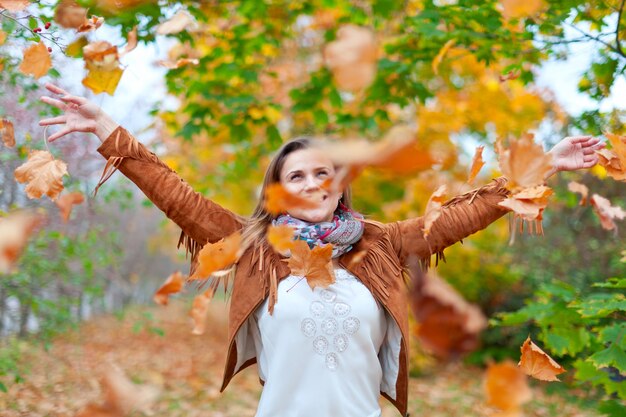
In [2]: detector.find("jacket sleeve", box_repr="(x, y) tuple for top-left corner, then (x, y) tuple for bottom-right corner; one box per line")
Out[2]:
(385, 177), (512, 266)
(95, 126), (244, 247)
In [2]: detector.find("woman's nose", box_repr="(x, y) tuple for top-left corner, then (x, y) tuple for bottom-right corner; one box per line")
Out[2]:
(303, 175), (321, 191)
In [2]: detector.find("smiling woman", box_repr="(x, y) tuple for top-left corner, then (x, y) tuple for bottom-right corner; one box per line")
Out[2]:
(38, 82), (604, 417)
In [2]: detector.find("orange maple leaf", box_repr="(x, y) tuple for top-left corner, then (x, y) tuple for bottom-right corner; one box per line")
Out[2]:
(285, 239), (335, 290)
(54, 0), (88, 29)
(263, 183), (321, 216)
(497, 133), (553, 190)
(498, 185), (553, 221)
(467, 145), (485, 184)
(567, 181), (588, 206)
(590, 193), (626, 231)
(77, 15), (104, 33)
(0, 0), (31, 12)
(19, 41), (51, 79)
(0, 211), (43, 274)
(0, 117), (15, 148)
(14, 149), (68, 200)
(82, 41), (124, 95)
(189, 288), (214, 335)
(189, 231), (242, 280)
(156, 58), (199, 69)
(518, 336), (566, 381)
(484, 360), (532, 412)
(501, 0), (546, 19)
(55, 191), (84, 222)
(422, 185), (447, 238)
(597, 132), (626, 181)
(267, 224), (296, 254)
(153, 271), (185, 306)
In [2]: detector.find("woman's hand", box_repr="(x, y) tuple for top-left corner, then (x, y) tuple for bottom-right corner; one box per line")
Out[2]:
(545, 135), (605, 179)
(39, 83), (119, 143)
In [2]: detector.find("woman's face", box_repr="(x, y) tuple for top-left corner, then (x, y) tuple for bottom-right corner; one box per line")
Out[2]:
(279, 148), (340, 223)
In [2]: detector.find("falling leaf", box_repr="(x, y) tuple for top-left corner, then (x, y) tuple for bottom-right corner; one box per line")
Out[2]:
(518, 336), (566, 381)
(284, 240), (335, 290)
(468, 145), (485, 184)
(567, 181), (588, 205)
(484, 360), (532, 412)
(323, 24), (377, 91)
(54, 0), (87, 29)
(499, 70), (521, 82)
(189, 231), (242, 280)
(0, 30), (7, 45)
(55, 191), (84, 222)
(82, 66), (124, 95)
(263, 183), (321, 216)
(497, 133), (553, 190)
(595, 148), (626, 181)
(19, 41), (51, 78)
(82, 41), (124, 95)
(156, 58), (199, 69)
(76, 363), (159, 417)
(0, 211), (43, 274)
(500, 0), (546, 19)
(77, 15), (104, 33)
(189, 288), (214, 335)
(0, 0), (30, 12)
(498, 185), (553, 221)
(120, 26), (138, 56)
(65, 36), (88, 57)
(156, 10), (196, 35)
(432, 39), (455, 75)
(423, 185), (447, 238)
(267, 224), (295, 254)
(0, 118), (15, 147)
(14, 149), (68, 200)
(153, 271), (185, 306)
(590, 193), (626, 231)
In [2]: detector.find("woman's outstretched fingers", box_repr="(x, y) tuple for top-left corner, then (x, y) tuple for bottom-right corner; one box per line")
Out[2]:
(40, 95), (68, 111)
(47, 126), (71, 142)
(39, 115), (66, 126)
(44, 83), (71, 96)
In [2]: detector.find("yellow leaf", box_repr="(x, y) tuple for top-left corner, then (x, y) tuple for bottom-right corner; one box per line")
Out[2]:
(82, 65), (124, 95)
(66, 36), (88, 58)
(432, 39), (455, 75)
(0, 30), (6, 45)
(267, 224), (296, 254)
(500, 0), (546, 20)
(19, 41), (51, 79)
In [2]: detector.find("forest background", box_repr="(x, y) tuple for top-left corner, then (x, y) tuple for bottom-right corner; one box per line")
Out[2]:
(0, 0), (624, 416)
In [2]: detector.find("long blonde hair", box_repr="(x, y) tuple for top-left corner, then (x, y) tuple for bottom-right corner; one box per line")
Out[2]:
(240, 136), (353, 251)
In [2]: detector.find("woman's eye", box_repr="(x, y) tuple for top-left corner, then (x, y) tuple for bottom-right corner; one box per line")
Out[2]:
(317, 171), (328, 177)
(290, 174), (302, 180)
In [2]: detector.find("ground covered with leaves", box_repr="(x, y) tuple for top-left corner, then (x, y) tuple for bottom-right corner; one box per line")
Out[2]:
(0, 301), (601, 417)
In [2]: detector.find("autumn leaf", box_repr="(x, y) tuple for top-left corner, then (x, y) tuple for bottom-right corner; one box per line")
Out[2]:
(97, 0), (153, 11)
(156, 58), (199, 69)
(54, 0), (87, 29)
(153, 271), (185, 306)
(518, 336), (566, 381)
(432, 39), (455, 75)
(263, 183), (321, 216)
(0, 0), (30, 12)
(497, 133), (553, 190)
(285, 239), (335, 290)
(189, 288), (214, 335)
(590, 193), (626, 231)
(76, 363), (159, 417)
(567, 181), (588, 205)
(0, 117), (15, 147)
(0, 30), (6, 45)
(19, 41), (51, 79)
(500, 0), (546, 20)
(14, 149), (68, 200)
(484, 360), (532, 412)
(189, 231), (242, 280)
(82, 41), (124, 95)
(156, 10), (196, 35)
(323, 24), (378, 92)
(267, 224), (295, 254)
(0, 211), (43, 274)
(499, 69), (521, 82)
(595, 148), (626, 181)
(120, 26), (138, 56)
(423, 185), (447, 238)
(83, 66), (124, 95)
(498, 185), (553, 221)
(77, 15), (104, 33)
(55, 191), (84, 222)
(468, 145), (485, 184)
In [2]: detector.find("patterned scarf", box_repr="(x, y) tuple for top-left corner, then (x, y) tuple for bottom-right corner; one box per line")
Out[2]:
(272, 203), (365, 258)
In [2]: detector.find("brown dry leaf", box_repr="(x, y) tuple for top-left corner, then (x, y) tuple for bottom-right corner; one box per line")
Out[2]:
(500, 0), (546, 19)
(499, 70), (521, 82)
(76, 364), (159, 417)
(408, 266), (487, 359)
(432, 39), (455, 75)
(323, 24), (377, 91)
(14, 149), (68, 200)
(518, 336), (566, 381)
(120, 26), (138, 56)
(285, 239), (335, 290)
(189, 231), (242, 280)
(54, 0), (87, 29)
(77, 15), (104, 33)
(19, 41), (51, 79)
(468, 145), (485, 184)
(153, 271), (185, 306)
(55, 191), (84, 222)
(82, 41), (124, 95)
(484, 360), (532, 412)
(267, 225), (295, 254)
(422, 185), (447, 238)
(263, 183), (321, 216)
(590, 193), (626, 231)
(0, 117), (15, 147)
(497, 133), (553, 190)
(567, 181), (588, 205)
(595, 148), (626, 181)
(189, 288), (214, 335)
(498, 185), (553, 221)
(0, 211), (43, 274)
(156, 10), (195, 35)
(156, 58), (199, 69)
(0, 0), (30, 12)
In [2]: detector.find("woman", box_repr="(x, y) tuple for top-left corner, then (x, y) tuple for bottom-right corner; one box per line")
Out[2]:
(39, 83), (603, 417)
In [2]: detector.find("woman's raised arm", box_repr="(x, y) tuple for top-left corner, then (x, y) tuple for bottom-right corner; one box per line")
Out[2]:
(39, 83), (244, 253)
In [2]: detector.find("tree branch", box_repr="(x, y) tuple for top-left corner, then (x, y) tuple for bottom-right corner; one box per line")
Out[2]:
(566, 21), (626, 59)
(616, 0), (625, 56)
(0, 10), (67, 52)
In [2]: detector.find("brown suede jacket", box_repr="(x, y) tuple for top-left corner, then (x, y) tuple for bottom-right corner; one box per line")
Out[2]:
(96, 126), (511, 417)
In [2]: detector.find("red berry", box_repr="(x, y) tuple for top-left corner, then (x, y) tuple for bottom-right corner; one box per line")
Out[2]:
(45, 22), (51, 29)
(33, 28), (40, 32)
(47, 47), (52, 53)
